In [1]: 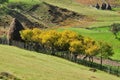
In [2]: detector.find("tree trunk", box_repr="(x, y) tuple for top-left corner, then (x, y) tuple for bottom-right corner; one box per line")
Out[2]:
(92, 57), (93, 63)
(89, 57), (90, 62)
(114, 33), (118, 39)
(100, 56), (103, 69)
(83, 55), (88, 60)
(51, 46), (55, 55)
(74, 54), (78, 62)
(50, 43), (55, 55)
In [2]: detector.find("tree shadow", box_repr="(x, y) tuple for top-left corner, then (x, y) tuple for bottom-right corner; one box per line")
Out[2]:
(116, 38), (120, 41)
(115, 36), (120, 41)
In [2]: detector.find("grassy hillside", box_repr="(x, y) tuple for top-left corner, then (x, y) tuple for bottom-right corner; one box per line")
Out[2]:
(0, 45), (119, 80)
(1, 0), (119, 28)
(42, 0), (120, 27)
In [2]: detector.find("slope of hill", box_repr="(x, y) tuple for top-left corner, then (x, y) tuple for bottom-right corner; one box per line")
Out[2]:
(0, 0), (85, 29)
(0, 0), (120, 61)
(45, 0), (120, 28)
(0, 44), (120, 80)
(0, 0), (120, 29)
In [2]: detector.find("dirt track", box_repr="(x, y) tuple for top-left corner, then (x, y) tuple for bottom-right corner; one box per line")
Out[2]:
(78, 55), (120, 67)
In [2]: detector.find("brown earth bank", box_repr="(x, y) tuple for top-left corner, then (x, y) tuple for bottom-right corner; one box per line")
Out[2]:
(0, 2), (86, 29)
(75, 0), (120, 6)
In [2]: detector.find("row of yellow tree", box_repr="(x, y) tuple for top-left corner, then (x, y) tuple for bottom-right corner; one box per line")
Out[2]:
(20, 28), (114, 65)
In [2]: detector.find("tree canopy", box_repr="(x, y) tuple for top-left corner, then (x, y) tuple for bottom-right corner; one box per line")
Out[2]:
(110, 23), (120, 39)
(20, 28), (114, 59)
(0, 0), (8, 4)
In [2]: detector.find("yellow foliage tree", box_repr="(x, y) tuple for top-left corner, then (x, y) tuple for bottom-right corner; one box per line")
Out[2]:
(32, 28), (42, 42)
(20, 29), (103, 60)
(83, 37), (99, 61)
(39, 30), (60, 54)
(20, 29), (33, 42)
(69, 40), (84, 54)
(56, 30), (80, 51)
(69, 40), (84, 61)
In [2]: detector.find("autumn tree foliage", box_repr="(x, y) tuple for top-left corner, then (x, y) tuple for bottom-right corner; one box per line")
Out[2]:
(39, 30), (60, 55)
(31, 28), (42, 42)
(83, 37), (99, 62)
(20, 29), (33, 42)
(56, 30), (80, 51)
(69, 40), (84, 61)
(20, 28), (114, 61)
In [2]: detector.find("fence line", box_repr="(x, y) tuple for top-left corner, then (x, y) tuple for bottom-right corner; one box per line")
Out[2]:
(0, 38), (120, 77)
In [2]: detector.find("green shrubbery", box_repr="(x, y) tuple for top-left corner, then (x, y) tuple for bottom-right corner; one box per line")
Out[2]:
(0, 0), (8, 4)
(111, 23), (120, 39)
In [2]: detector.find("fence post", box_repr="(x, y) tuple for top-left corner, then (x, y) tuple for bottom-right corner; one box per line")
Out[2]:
(117, 66), (120, 76)
(109, 66), (112, 74)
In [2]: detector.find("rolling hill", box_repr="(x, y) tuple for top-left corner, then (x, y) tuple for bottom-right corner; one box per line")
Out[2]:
(0, 0), (120, 60)
(0, 0), (120, 79)
(0, 0), (119, 60)
(0, 0), (120, 29)
(0, 44), (120, 80)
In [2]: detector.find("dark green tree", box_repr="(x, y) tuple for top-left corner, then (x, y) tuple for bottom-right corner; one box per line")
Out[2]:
(0, 0), (8, 4)
(111, 23), (120, 39)
(98, 42), (114, 68)
(101, 3), (107, 10)
(95, 3), (100, 9)
(107, 3), (112, 10)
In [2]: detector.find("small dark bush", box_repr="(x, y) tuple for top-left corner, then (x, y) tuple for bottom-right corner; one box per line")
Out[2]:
(107, 4), (112, 10)
(95, 3), (100, 9)
(0, 0), (8, 4)
(101, 3), (107, 10)
(111, 23), (120, 39)
(0, 72), (21, 80)
(89, 68), (97, 72)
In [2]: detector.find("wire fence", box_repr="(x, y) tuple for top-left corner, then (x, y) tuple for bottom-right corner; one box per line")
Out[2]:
(0, 38), (120, 77)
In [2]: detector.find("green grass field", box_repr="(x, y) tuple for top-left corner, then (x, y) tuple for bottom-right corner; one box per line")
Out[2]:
(0, 45), (119, 80)
(57, 27), (120, 61)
